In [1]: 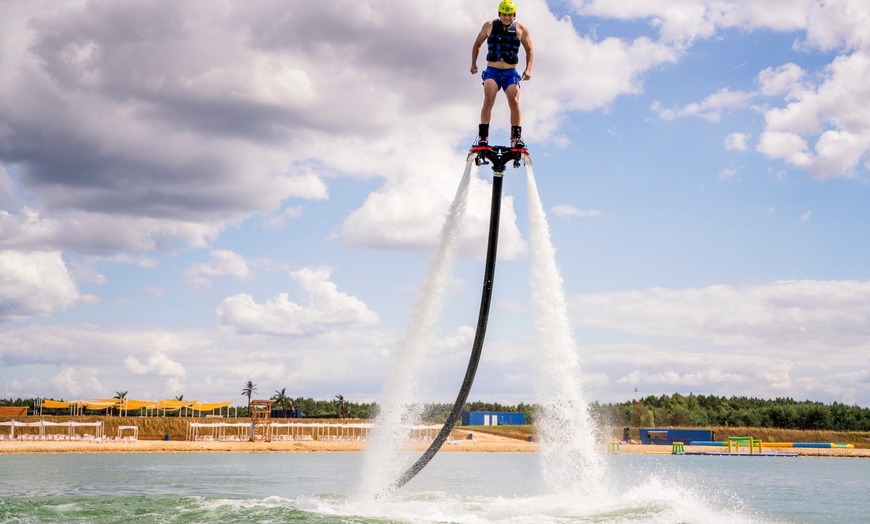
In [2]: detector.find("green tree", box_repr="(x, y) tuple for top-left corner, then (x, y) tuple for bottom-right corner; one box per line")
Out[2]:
(174, 395), (185, 417)
(113, 391), (128, 416)
(273, 388), (292, 418)
(640, 407), (655, 428)
(335, 394), (346, 418)
(241, 381), (257, 412)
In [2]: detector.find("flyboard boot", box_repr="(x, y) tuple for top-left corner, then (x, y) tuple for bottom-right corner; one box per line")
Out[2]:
(469, 123), (493, 166)
(510, 125), (528, 153)
(468, 124), (530, 171)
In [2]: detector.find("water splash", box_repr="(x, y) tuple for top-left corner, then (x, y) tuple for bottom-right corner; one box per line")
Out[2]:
(359, 158), (475, 498)
(525, 163), (606, 494)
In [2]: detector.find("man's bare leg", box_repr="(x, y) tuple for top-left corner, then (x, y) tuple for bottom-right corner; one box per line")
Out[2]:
(475, 79), (500, 146)
(480, 79), (499, 124)
(505, 84), (525, 148)
(505, 83), (521, 126)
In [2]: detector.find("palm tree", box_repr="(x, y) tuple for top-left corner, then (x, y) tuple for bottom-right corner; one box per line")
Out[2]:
(175, 394), (185, 417)
(335, 394), (346, 419)
(241, 381), (257, 413)
(273, 388), (292, 418)
(113, 391), (128, 416)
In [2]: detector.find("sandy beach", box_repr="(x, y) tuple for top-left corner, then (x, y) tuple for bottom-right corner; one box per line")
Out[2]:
(3, 432), (869, 457)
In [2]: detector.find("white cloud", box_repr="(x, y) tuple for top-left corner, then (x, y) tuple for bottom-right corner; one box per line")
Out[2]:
(48, 368), (104, 399)
(576, 0), (870, 180)
(718, 168), (738, 180)
(757, 48), (870, 180)
(573, 0), (821, 47)
(185, 249), (251, 289)
(339, 161), (528, 260)
(124, 351), (186, 377)
(66, 253), (159, 287)
(217, 266), (379, 336)
(0, 250), (78, 319)
(0, 207), (224, 253)
(263, 206), (305, 231)
(0, 1), (686, 256)
(757, 131), (812, 167)
(803, 0), (870, 52)
(570, 280), (870, 357)
(575, 275), (870, 402)
(757, 63), (805, 97)
(724, 132), (750, 151)
(0, 320), (399, 401)
(652, 88), (754, 122)
(551, 205), (602, 218)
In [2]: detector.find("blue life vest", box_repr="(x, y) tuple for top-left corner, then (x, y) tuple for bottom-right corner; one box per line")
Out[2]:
(486, 19), (520, 65)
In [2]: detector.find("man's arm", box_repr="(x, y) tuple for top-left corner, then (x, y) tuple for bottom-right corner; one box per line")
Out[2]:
(519, 23), (534, 81)
(470, 22), (492, 75)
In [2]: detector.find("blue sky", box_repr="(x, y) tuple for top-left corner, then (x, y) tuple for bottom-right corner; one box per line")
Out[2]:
(1, 0), (869, 408)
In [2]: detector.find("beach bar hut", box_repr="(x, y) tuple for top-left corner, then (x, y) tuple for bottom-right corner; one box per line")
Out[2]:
(640, 428), (714, 445)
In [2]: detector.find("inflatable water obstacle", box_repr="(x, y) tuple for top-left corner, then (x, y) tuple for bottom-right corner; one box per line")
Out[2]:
(672, 436), (855, 456)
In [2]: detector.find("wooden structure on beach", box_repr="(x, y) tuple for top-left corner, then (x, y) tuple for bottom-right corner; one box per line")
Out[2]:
(249, 399), (274, 442)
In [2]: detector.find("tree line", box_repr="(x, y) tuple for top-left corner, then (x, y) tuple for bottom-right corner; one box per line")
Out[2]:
(6, 393), (870, 431)
(590, 393), (870, 431)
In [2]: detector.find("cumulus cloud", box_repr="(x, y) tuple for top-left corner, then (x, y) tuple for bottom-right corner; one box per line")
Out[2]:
(0, 250), (79, 319)
(124, 351), (186, 377)
(0, 319), (398, 401)
(185, 249), (251, 289)
(572, 279), (870, 402)
(724, 132), (750, 151)
(0, 207), (224, 253)
(217, 266), (378, 336)
(656, 52), (870, 178)
(652, 88), (754, 122)
(263, 206), (305, 231)
(48, 368), (104, 399)
(757, 63), (805, 97)
(573, 0), (818, 46)
(0, 0), (685, 257)
(755, 52), (870, 178)
(581, 0), (870, 180)
(570, 280), (870, 357)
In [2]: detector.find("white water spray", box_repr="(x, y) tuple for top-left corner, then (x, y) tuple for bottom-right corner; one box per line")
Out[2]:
(526, 164), (606, 494)
(359, 159), (475, 498)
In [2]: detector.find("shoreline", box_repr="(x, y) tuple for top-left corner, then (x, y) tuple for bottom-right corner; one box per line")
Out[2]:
(3, 438), (869, 457)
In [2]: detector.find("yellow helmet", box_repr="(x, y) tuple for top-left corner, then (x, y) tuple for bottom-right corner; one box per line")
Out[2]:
(498, 0), (516, 15)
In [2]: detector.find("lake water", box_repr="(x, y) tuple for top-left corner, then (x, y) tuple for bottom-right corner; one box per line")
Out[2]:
(0, 451), (866, 523)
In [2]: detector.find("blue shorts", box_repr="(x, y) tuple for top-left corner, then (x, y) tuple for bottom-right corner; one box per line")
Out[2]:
(482, 66), (521, 91)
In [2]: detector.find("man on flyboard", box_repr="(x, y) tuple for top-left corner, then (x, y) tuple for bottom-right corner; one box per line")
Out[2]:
(470, 0), (534, 150)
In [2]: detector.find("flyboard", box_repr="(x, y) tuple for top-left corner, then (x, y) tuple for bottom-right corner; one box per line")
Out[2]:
(390, 144), (530, 491)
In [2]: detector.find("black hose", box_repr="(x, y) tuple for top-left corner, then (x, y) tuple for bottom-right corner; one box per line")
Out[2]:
(391, 173), (505, 490)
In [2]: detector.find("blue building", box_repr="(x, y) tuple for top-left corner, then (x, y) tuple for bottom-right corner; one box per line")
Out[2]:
(639, 428), (714, 444)
(271, 408), (302, 419)
(461, 411), (526, 426)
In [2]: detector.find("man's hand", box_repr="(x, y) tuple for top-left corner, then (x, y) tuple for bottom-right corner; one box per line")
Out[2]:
(471, 64), (478, 75)
(522, 69), (531, 81)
